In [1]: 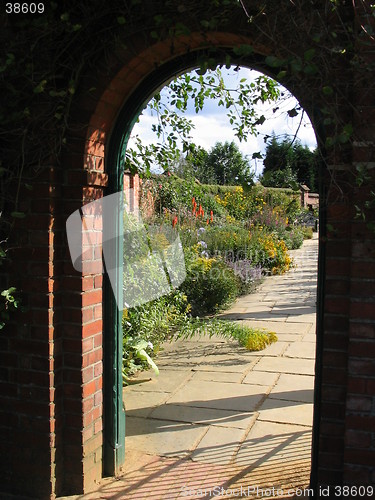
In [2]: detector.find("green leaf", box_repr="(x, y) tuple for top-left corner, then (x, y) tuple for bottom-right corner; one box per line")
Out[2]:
(322, 86), (334, 96)
(137, 349), (159, 375)
(33, 80), (47, 94)
(265, 56), (284, 68)
(290, 58), (303, 74)
(174, 22), (190, 35)
(117, 16), (126, 25)
(276, 70), (287, 80)
(287, 108), (298, 118)
(304, 48), (316, 61)
(304, 63), (318, 75)
(1, 287), (16, 297)
(233, 44), (254, 57)
(11, 211), (26, 218)
(60, 12), (69, 21)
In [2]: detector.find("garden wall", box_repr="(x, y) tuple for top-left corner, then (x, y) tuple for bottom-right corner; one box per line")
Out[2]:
(1, 1), (375, 498)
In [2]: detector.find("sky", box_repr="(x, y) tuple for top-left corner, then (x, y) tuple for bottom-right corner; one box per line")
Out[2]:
(127, 67), (317, 178)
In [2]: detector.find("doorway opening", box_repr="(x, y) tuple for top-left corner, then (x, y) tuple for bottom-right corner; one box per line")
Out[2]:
(104, 51), (324, 497)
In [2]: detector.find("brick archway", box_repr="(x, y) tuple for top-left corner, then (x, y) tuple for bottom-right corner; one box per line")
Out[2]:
(65, 35), (328, 495)
(2, 6), (375, 498)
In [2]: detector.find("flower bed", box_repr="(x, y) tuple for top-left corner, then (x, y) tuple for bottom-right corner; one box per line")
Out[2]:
(123, 176), (313, 378)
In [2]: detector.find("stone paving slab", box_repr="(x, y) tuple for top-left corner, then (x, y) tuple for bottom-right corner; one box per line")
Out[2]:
(284, 341), (316, 359)
(268, 374), (314, 403)
(241, 319), (313, 334)
(250, 341), (289, 357)
(150, 404), (258, 430)
(167, 379), (267, 412)
(125, 369), (192, 392)
(253, 356), (315, 376)
(235, 421), (312, 467)
(190, 370), (243, 383)
(257, 398), (314, 426)
(124, 416), (209, 457)
(242, 370), (280, 387)
(124, 390), (172, 418)
(190, 426), (247, 465)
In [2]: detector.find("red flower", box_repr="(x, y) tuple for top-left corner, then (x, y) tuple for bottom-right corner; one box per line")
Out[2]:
(172, 216), (178, 228)
(206, 218), (209, 225)
(210, 210), (213, 222)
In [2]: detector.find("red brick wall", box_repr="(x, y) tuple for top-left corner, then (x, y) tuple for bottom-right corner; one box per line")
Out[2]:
(1, 6), (375, 499)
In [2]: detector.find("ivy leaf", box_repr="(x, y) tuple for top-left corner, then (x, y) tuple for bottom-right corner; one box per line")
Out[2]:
(33, 80), (47, 94)
(174, 22), (190, 35)
(304, 48), (316, 61)
(304, 63), (318, 75)
(233, 44), (254, 57)
(322, 86), (334, 96)
(265, 56), (285, 68)
(276, 70), (287, 80)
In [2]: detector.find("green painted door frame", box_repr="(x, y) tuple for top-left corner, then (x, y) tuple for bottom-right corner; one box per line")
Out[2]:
(103, 150), (126, 475)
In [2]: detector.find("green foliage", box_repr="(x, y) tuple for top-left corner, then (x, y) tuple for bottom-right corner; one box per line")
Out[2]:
(260, 166), (298, 189)
(0, 287), (22, 330)
(150, 174), (226, 218)
(179, 318), (278, 351)
(180, 248), (240, 315)
(208, 141), (254, 186)
(0, 250), (23, 329)
(278, 227), (305, 250)
(261, 134), (318, 191)
(122, 289), (190, 379)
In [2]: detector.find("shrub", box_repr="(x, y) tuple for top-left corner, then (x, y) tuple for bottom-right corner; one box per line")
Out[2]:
(180, 248), (240, 315)
(245, 230), (293, 274)
(301, 226), (314, 239)
(200, 224), (250, 257)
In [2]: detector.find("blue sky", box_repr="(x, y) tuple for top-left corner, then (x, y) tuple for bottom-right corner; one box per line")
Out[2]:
(127, 67), (317, 177)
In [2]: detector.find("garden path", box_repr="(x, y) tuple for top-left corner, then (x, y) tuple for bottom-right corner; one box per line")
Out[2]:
(59, 234), (318, 499)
